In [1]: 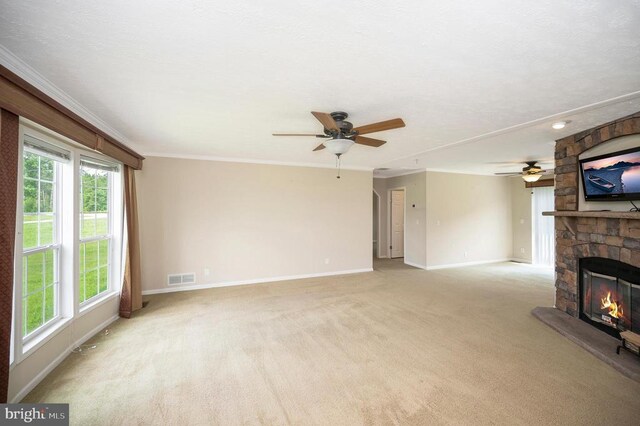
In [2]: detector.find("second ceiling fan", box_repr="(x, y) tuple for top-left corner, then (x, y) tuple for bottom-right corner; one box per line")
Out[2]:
(273, 111), (405, 154)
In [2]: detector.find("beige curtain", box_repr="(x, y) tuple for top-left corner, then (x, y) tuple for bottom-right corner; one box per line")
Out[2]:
(119, 165), (143, 318)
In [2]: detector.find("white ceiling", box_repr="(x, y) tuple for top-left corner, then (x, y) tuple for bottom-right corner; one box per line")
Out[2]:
(1, 0), (639, 175)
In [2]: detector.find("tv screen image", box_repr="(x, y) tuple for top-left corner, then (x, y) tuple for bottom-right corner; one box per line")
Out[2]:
(579, 147), (640, 201)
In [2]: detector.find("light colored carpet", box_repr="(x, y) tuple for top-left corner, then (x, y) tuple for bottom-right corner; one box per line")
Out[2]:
(24, 260), (640, 425)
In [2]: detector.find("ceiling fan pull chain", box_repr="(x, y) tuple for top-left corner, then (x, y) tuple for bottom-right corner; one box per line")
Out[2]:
(336, 154), (341, 179)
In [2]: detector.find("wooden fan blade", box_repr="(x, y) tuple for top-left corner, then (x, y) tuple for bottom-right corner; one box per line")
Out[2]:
(353, 118), (405, 135)
(355, 136), (386, 147)
(311, 111), (339, 132)
(313, 143), (326, 151)
(273, 133), (322, 136)
(494, 172), (522, 175)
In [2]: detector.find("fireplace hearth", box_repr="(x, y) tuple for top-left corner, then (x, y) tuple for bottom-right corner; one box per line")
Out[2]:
(579, 257), (640, 337)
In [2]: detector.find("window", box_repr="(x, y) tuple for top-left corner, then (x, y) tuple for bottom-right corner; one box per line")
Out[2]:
(21, 143), (64, 339)
(13, 125), (123, 360)
(79, 158), (116, 304)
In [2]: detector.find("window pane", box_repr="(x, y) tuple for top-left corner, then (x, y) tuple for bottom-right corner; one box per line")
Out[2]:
(95, 170), (108, 189)
(44, 250), (54, 285)
(85, 269), (98, 300)
(44, 285), (55, 322)
(99, 240), (109, 267)
(39, 181), (54, 213)
(98, 266), (108, 293)
(25, 252), (44, 295)
(95, 187), (108, 211)
(25, 291), (44, 335)
(81, 213), (95, 238)
(81, 169), (96, 211)
(84, 241), (99, 271)
(23, 152), (39, 179)
(96, 212), (108, 236)
(23, 214), (38, 249)
(23, 179), (38, 214)
(40, 157), (54, 181)
(39, 214), (54, 246)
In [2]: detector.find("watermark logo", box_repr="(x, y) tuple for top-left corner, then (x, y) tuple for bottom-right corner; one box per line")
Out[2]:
(0, 404), (68, 425)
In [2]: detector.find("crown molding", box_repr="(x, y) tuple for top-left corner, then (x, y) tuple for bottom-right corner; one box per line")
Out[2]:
(0, 44), (133, 148)
(142, 152), (375, 172)
(373, 169), (426, 179)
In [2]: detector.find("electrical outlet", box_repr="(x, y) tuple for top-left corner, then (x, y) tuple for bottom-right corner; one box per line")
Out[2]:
(520, 219), (524, 224)
(520, 248), (525, 254)
(324, 258), (330, 265)
(204, 268), (210, 277)
(436, 220), (441, 226)
(464, 251), (468, 258)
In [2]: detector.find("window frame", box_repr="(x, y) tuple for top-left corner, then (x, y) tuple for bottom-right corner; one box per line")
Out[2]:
(78, 161), (115, 306)
(19, 148), (63, 345)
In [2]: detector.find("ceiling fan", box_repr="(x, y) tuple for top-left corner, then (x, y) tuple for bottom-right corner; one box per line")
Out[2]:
(273, 111), (405, 156)
(494, 161), (549, 182)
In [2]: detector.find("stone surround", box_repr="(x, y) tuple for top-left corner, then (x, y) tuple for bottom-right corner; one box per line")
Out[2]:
(553, 112), (640, 317)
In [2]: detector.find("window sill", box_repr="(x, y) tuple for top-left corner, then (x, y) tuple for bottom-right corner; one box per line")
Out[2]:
(22, 317), (73, 361)
(78, 291), (119, 318)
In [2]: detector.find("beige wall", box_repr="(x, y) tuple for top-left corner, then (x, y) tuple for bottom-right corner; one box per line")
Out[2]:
(510, 177), (533, 262)
(425, 172), (512, 267)
(137, 157), (372, 292)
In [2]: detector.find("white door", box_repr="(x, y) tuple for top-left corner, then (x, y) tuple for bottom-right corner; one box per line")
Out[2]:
(390, 190), (405, 258)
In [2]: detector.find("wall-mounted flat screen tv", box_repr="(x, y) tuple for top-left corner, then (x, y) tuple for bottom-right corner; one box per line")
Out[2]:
(579, 146), (640, 201)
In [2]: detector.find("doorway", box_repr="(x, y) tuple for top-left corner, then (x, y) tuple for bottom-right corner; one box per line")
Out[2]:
(389, 188), (405, 259)
(532, 186), (555, 266)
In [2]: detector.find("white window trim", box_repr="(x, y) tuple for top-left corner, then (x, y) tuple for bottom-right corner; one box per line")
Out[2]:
(11, 122), (124, 367)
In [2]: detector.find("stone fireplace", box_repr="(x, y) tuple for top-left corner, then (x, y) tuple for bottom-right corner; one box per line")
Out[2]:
(550, 112), (640, 335)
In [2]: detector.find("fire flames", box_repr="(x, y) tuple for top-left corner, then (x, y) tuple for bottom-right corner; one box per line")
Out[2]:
(600, 292), (624, 319)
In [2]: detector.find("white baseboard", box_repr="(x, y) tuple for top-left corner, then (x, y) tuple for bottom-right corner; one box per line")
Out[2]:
(404, 260), (427, 270)
(11, 314), (119, 403)
(510, 257), (533, 264)
(142, 268), (373, 295)
(425, 258), (511, 271)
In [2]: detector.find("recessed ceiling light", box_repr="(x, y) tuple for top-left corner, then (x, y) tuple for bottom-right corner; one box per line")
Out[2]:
(552, 121), (567, 130)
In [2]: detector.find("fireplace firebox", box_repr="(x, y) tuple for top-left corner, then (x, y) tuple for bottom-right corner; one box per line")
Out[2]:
(579, 257), (640, 338)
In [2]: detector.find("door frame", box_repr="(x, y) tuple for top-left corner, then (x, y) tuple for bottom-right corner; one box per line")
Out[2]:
(372, 188), (382, 258)
(387, 186), (406, 259)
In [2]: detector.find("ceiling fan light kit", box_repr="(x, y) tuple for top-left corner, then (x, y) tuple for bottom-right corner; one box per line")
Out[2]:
(273, 111), (405, 178)
(324, 137), (354, 155)
(522, 173), (542, 183)
(494, 160), (548, 182)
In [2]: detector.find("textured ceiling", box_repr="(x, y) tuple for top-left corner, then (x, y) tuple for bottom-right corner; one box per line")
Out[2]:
(1, 0), (639, 174)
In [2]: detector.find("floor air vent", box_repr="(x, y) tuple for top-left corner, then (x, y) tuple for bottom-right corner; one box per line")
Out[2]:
(167, 273), (196, 286)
